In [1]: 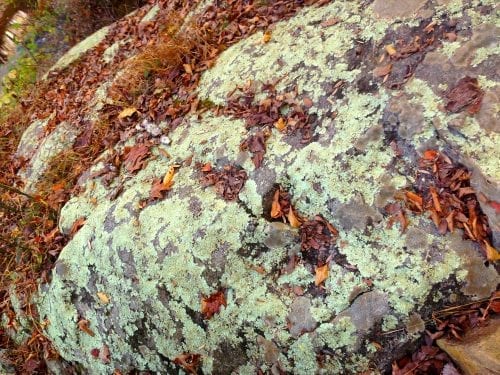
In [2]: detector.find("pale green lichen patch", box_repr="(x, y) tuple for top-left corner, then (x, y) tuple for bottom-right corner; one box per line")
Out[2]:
(340, 223), (463, 315)
(198, 1), (390, 109)
(33, 0), (499, 373)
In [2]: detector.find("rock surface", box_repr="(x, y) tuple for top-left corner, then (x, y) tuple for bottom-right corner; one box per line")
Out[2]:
(4, 0), (498, 373)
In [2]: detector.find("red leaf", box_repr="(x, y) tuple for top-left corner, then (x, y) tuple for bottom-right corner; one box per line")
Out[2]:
(201, 290), (226, 319)
(123, 144), (150, 173)
(445, 76), (484, 114)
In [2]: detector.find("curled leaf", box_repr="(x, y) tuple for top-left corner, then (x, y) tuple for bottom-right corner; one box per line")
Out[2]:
(270, 190), (282, 218)
(163, 166), (176, 185)
(77, 319), (95, 337)
(315, 264), (329, 286)
(287, 208), (301, 228)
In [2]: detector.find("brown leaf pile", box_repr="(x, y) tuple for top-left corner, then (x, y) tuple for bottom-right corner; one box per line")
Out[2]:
(240, 130), (269, 168)
(200, 164), (248, 201)
(404, 150), (497, 261)
(300, 215), (338, 266)
(445, 76), (484, 114)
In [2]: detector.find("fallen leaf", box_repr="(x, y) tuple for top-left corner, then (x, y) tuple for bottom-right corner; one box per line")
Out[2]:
(274, 117), (286, 132)
(320, 18), (339, 27)
(262, 31), (271, 43)
(385, 44), (397, 56)
(484, 241), (500, 262)
(90, 348), (100, 358)
(315, 264), (329, 286)
(97, 292), (110, 304)
(174, 353), (201, 374)
(123, 144), (150, 173)
(70, 217), (86, 237)
(405, 191), (423, 211)
(270, 190), (282, 218)
(118, 107), (137, 119)
(303, 97), (313, 108)
(183, 64), (193, 74)
(201, 290), (226, 319)
(430, 186), (442, 213)
(423, 149), (438, 160)
(445, 76), (484, 114)
(77, 319), (95, 336)
(149, 178), (173, 200)
(163, 165), (176, 185)
(200, 163), (212, 172)
(373, 64), (392, 78)
(99, 345), (111, 364)
(287, 208), (301, 228)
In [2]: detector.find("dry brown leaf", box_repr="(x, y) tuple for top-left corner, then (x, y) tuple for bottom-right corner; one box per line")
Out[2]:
(97, 292), (110, 304)
(315, 264), (329, 286)
(373, 64), (392, 78)
(405, 191), (423, 211)
(118, 107), (137, 119)
(320, 18), (339, 27)
(77, 319), (95, 336)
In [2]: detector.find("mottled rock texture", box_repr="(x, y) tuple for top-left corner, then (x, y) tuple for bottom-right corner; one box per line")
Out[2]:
(9, 0), (499, 373)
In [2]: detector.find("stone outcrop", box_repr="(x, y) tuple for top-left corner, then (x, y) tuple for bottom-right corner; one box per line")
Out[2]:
(6, 0), (499, 373)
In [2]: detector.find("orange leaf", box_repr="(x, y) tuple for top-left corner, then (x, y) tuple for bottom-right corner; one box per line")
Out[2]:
(262, 31), (272, 43)
(405, 191), (423, 211)
(149, 179), (173, 200)
(385, 44), (397, 56)
(429, 186), (442, 213)
(200, 163), (212, 172)
(274, 118), (286, 132)
(163, 166), (176, 185)
(315, 264), (329, 286)
(270, 190), (282, 219)
(484, 241), (500, 262)
(201, 291), (226, 319)
(287, 208), (301, 228)
(423, 150), (438, 160)
(77, 319), (95, 336)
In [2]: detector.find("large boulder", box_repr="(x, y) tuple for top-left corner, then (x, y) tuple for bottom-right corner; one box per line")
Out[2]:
(11, 0), (498, 373)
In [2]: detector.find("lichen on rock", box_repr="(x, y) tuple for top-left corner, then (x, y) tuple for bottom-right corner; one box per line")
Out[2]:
(21, 0), (499, 373)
